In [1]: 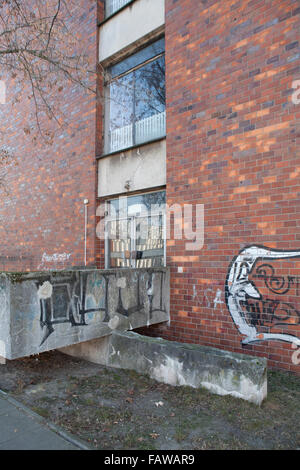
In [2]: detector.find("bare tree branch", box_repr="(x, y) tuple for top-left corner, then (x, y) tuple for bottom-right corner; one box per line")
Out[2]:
(0, 0), (99, 190)
(0, 0), (97, 136)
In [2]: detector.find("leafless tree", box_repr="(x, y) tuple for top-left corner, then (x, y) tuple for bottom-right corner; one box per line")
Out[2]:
(0, 0), (97, 187)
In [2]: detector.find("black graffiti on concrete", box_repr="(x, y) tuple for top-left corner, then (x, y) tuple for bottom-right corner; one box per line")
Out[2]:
(148, 271), (166, 319)
(116, 275), (143, 317)
(36, 270), (167, 346)
(36, 271), (111, 346)
(116, 271), (166, 320)
(253, 264), (300, 296)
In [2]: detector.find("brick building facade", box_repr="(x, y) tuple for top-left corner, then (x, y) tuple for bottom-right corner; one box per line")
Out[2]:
(0, 0), (299, 372)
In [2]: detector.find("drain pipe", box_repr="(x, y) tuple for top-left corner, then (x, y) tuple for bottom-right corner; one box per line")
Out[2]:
(83, 199), (89, 266)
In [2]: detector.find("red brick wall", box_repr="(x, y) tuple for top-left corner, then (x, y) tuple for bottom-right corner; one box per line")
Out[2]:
(0, 0), (102, 271)
(138, 0), (300, 373)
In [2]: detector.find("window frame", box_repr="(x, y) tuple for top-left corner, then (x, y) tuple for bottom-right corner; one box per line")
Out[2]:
(104, 38), (166, 155)
(104, 190), (167, 269)
(104, 0), (136, 20)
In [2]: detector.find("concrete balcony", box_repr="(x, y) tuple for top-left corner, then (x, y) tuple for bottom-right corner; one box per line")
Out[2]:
(0, 268), (170, 360)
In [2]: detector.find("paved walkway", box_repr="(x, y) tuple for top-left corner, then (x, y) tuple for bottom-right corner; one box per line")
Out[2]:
(0, 393), (83, 450)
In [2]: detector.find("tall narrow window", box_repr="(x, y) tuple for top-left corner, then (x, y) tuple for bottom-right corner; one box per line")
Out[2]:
(105, 191), (166, 269)
(104, 39), (166, 154)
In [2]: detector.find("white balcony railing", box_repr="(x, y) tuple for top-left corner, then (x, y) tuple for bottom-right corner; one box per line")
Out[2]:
(109, 111), (166, 153)
(135, 111), (166, 145)
(110, 123), (133, 153)
(106, 0), (132, 17)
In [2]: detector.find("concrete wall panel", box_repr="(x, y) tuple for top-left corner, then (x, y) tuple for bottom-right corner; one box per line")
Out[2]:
(98, 139), (166, 197)
(99, 0), (165, 63)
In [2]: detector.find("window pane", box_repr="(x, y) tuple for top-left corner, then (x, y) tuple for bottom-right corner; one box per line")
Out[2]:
(134, 56), (166, 144)
(136, 214), (164, 268)
(105, 39), (166, 153)
(109, 38), (165, 78)
(108, 191), (166, 217)
(106, 0), (132, 18)
(107, 73), (134, 153)
(106, 192), (166, 269)
(107, 218), (132, 268)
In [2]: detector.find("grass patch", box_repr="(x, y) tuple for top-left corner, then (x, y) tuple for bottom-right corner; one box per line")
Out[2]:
(31, 406), (50, 419)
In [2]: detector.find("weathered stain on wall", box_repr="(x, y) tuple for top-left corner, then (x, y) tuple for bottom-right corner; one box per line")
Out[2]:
(0, 267), (170, 360)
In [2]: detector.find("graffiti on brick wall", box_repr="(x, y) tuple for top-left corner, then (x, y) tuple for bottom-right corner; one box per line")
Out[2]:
(225, 245), (300, 346)
(37, 252), (72, 270)
(36, 270), (167, 346)
(193, 284), (225, 309)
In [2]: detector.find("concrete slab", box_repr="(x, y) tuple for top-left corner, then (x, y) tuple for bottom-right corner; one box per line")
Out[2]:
(0, 394), (83, 450)
(0, 268), (170, 360)
(0, 427), (78, 450)
(108, 332), (268, 405)
(65, 331), (267, 405)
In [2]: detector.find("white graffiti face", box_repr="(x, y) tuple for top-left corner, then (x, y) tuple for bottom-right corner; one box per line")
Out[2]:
(225, 246), (300, 346)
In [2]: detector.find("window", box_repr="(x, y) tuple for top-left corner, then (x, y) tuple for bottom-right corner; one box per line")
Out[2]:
(104, 38), (166, 154)
(106, 0), (132, 18)
(105, 191), (166, 268)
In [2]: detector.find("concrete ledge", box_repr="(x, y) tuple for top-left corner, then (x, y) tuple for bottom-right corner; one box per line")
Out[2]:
(62, 331), (267, 405)
(59, 336), (111, 365)
(0, 268), (169, 359)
